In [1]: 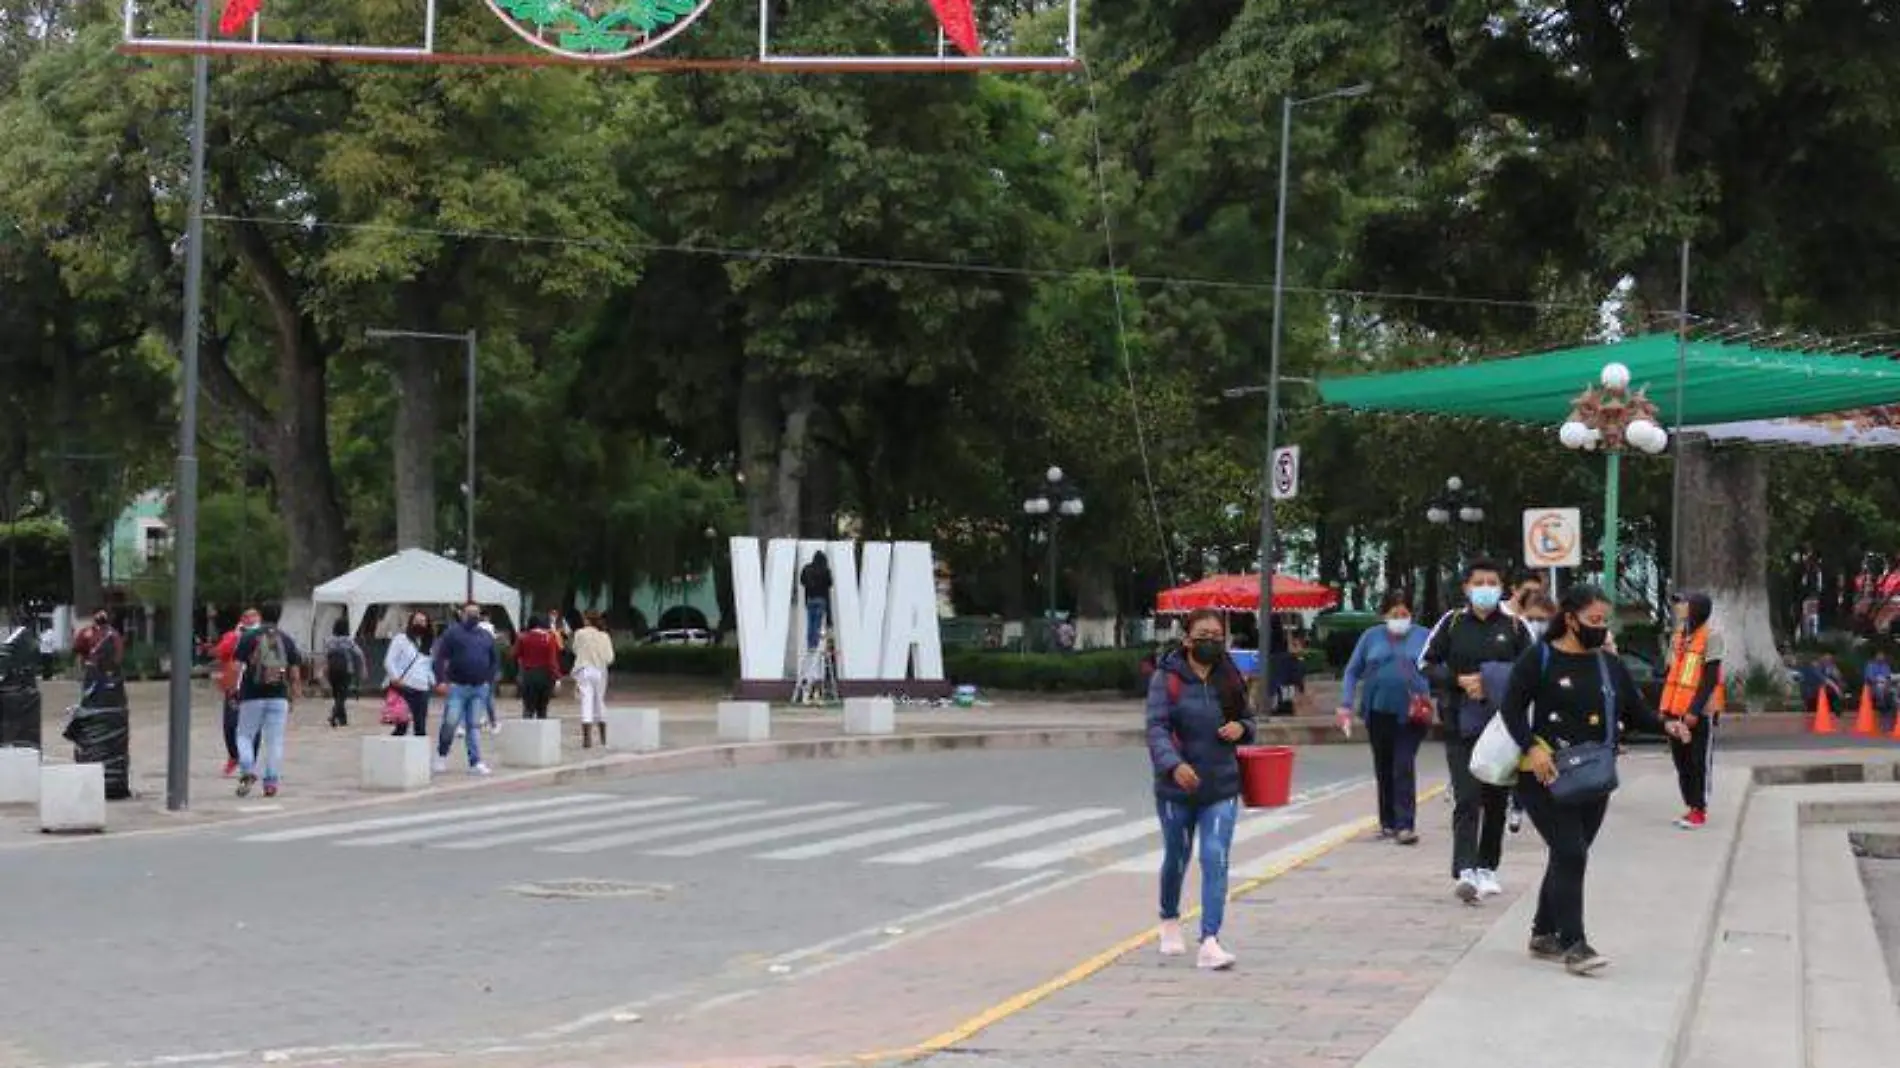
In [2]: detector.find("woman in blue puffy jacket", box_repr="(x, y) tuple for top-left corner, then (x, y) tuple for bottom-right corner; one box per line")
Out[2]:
(1338, 590), (1432, 845)
(1145, 608), (1257, 971)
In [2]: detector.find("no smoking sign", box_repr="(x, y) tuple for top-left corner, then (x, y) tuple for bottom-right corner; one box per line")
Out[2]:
(1522, 508), (1582, 569)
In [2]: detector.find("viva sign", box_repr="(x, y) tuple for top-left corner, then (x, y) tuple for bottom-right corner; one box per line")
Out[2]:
(730, 538), (945, 683)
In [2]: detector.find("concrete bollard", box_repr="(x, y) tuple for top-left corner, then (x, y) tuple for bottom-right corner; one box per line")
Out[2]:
(842, 696), (896, 737)
(0, 747), (40, 805)
(602, 707), (662, 753)
(717, 701), (771, 743)
(360, 736), (431, 792)
(39, 763), (106, 833)
(501, 718), (563, 768)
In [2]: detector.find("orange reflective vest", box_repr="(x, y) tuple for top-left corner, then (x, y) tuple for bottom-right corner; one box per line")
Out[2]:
(1661, 626), (1724, 717)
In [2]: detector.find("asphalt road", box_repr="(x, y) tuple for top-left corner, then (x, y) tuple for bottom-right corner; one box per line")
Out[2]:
(2, 744), (1373, 1068)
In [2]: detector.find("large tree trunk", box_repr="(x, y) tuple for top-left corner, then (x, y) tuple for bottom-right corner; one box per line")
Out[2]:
(52, 475), (105, 614)
(392, 342), (440, 551)
(1676, 435), (1779, 674)
(738, 369), (812, 540)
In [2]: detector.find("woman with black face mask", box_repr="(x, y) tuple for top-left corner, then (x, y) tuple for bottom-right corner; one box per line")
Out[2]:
(1497, 584), (1689, 976)
(383, 611), (438, 740)
(1144, 608), (1257, 971)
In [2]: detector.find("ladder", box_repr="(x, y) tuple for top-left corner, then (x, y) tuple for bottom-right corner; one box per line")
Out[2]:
(791, 629), (840, 706)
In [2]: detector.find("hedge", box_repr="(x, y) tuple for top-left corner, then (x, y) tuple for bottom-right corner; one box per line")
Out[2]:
(943, 649), (1144, 695)
(611, 643), (740, 679)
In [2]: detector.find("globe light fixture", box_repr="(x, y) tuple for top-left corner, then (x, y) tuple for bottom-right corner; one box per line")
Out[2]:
(1600, 362), (1632, 392)
(1559, 363), (1669, 605)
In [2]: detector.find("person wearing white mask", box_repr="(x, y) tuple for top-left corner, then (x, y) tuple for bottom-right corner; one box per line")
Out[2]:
(1338, 591), (1434, 845)
(1506, 590), (1558, 835)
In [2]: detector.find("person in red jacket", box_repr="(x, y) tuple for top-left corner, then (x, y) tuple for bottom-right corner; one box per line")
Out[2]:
(512, 616), (563, 720)
(214, 608), (261, 776)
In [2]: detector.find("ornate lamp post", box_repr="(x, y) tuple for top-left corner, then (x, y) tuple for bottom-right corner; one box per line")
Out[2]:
(1425, 476), (1484, 610)
(1559, 363), (1669, 605)
(1023, 466), (1084, 623)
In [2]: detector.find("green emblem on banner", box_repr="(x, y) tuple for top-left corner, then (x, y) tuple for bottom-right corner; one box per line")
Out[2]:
(487, 0), (715, 60)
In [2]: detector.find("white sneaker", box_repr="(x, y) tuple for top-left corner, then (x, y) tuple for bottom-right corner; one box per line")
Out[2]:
(1158, 920), (1186, 956)
(1455, 869), (1481, 905)
(470, 762), (492, 777)
(1477, 869), (1504, 898)
(1197, 937), (1237, 971)
(431, 757), (448, 774)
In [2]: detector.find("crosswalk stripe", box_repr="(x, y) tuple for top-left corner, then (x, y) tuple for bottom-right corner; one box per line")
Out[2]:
(866, 808), (1123, 865)
(541, 801), (858, 856)
(240, 793), (614, 843)
(981, 815), (1168, 870)
(338, 796), (696, 847)
(435, 799), (764, 851)
(1230, 824), (1356, 880)
(757, 804), (1032, 860)
(1104, 812), (1310, 873)
(645, 802), (942, 858)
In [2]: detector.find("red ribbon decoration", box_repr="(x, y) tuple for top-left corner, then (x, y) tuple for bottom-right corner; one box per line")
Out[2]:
(925, 0), (979, 57)
(219, 0), (263, 36)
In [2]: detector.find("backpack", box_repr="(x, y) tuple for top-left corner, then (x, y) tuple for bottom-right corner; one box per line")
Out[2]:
(325, 641), (354, 677)
(248, 628), (289, 687)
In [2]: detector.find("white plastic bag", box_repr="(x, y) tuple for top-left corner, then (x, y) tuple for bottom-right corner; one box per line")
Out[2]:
(1468, 713), (1522, 786)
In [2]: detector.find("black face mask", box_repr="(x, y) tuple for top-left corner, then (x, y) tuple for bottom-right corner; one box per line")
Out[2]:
(1574, 621), (1609, 650)
(409, 624), (429, 638)
(1189, 639), (1225, 666)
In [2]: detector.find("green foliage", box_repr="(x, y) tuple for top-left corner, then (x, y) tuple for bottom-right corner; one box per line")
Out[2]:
(0, 515), (70, 605)
(945, 649), (1144, 695)
(611, 643), (740, 679)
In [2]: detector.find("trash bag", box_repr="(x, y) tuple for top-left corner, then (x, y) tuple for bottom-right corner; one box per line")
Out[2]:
(0, 625), (41, 750)
(63, 705), (131, 801)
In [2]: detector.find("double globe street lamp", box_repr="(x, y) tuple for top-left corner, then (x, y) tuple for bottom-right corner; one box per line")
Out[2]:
(1559, 362), (1669, 605)
(1023, 466), (1084, 625)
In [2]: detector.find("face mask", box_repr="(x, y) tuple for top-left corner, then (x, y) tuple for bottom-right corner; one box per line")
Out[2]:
(1574, 622), (1609, 650)
(1189, 639), (1225, 665)
(409, 623), (428, 637)
(93, 614), (109, 627)
(1385, 617), (1413, 637)
(1524, 620), (1548, 641)
(1468, 587), (1502, 611)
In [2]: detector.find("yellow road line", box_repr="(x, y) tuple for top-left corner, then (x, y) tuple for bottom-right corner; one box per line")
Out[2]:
(856, 783), (1448, 1065)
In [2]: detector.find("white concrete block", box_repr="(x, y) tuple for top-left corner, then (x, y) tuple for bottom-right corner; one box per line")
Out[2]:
(0, 747), (40, 805)
(717, 701), (771, 743)
(501, 718), (563, 768)
(359, 736), (431, 792)
(842, 697), (896, 736)
(39, 763), (106, 833)
(603, 707), (662, 753)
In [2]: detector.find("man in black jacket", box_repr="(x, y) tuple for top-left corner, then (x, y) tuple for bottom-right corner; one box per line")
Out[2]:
(1419, 559), (1530, 905)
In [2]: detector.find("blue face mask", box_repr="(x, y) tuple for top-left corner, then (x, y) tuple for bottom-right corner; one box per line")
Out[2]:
(1469, 586), (1503, 611)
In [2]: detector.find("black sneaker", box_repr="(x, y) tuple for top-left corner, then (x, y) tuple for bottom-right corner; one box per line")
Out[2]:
(1528, 934), (1565, 961)
(235, 773), (256, 798)
(1563, 941), (1609, 976)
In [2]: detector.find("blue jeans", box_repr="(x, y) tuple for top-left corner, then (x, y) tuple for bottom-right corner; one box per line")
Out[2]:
(1156, 796), (1238, 940)
(806, 597), (829, 649)
(482, 680), (497, 726)
(235, 697), (290, 784)
(437, 684), (485, 766)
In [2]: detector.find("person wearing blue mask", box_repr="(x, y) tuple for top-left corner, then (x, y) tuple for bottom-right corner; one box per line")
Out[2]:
(1338, 590), (1433, 844)
(1420, 559), (1532, 905)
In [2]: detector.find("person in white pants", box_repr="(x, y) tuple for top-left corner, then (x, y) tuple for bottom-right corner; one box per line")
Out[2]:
(571, 610), (616, 748)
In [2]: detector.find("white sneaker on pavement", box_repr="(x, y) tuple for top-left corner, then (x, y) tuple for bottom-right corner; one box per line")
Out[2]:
(470, 762), (492, 777)
(1197, 937), (1237, 971)
(1158, 920), (1186, 956)
(1477, 869), (1503, 898)
(431, 757), (448, 774)
(1455, 869), (1481, 905)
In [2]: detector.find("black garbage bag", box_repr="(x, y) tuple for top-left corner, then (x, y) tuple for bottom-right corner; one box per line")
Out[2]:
(63, 705), (131, 801)
(0, 624), (41, 749)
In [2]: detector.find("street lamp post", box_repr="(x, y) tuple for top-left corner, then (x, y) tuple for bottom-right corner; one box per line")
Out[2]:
(1559, 363), (1670, 605)
(1425, 476), (1484, 610)
(1258, 81), (1372, 628)
(365, 328), (479, 603)
(1023, 466), (1084, 625)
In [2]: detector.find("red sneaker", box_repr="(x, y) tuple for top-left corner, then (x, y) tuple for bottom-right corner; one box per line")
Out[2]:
(1675, 809), (1707, 830)
(222, 760), (238, 777)
(262, 782), (278, 799)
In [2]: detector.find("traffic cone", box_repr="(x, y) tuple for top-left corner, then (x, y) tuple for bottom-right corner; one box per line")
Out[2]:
(1854, 687), (1881, 737)
(1812, 689), (1838, 734)
(1891, 704), (1900, 741)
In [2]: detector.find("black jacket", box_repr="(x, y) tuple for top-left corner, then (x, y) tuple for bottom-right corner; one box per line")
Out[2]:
(1418, 608), (1530, 725)
(1145, 650), (1258, 805)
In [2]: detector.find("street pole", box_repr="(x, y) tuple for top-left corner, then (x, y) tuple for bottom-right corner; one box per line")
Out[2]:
(166, 0), (213, 812)
(1257, 94), (1293, 635)
(1603, 451), (1622, 606)
(1046, 513), (1059, 621)
(1668, 239), (1690, 590)
(464, 329), (477, 605)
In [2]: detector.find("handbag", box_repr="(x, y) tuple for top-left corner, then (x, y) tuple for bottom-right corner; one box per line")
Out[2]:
(1394, 639), (1435, 727)
(1546, 648), (1620, 805)
(379, 645), (421, 727)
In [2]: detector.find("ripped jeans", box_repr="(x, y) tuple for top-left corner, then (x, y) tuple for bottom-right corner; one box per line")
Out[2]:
(1156, 796), (1239, 941)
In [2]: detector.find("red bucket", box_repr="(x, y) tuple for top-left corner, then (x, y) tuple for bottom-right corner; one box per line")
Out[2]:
(1236, 745), (1295, 808)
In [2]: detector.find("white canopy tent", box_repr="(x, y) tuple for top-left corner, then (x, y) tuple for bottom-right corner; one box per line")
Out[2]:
(310, 549), (523, 640)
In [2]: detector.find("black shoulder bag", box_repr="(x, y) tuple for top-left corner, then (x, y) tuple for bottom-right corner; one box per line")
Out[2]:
(1546, 647), (1620, 805)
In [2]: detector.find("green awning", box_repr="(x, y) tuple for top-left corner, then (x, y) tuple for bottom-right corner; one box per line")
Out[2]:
(1316, 334), (1900, 425)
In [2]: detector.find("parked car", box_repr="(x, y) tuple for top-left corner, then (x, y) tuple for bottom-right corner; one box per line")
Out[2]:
(643, 628), (715, 647)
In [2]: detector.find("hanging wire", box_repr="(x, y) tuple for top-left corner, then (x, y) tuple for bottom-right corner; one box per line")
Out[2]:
(1079, 59), (1176, 588)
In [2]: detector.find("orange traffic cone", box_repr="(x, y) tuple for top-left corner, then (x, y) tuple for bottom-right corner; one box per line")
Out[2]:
(1812, 689), (1839, 734)
(1891, 704), (1900, 740)
(1853, 688), (1881, 737)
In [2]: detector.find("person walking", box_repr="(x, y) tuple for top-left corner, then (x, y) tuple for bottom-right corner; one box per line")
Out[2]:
(232, 604), (304, 799)
(512, 616), (562, 719)
(321, 618), (367, 728)
(384, 610), (436, 740)
(1661, 592), (1724, 830)
(214, 607), (262, 775)
(800, 552), (834, 649)
(571, 611), (616, 747)
(1503, 571), (1546, 618)
(1420, 559), (1531, 904)
(1498, 583), (1690, 974)
(1145, 608), (1255, 971)
(432, 603), (496, 777)
(1338, 591), (1432, 845)
(477, 613), (502, 734)
(1505, 590), (1557, 835)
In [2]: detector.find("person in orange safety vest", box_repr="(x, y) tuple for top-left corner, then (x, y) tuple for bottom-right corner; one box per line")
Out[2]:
(1661, 592), (1724, 830)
